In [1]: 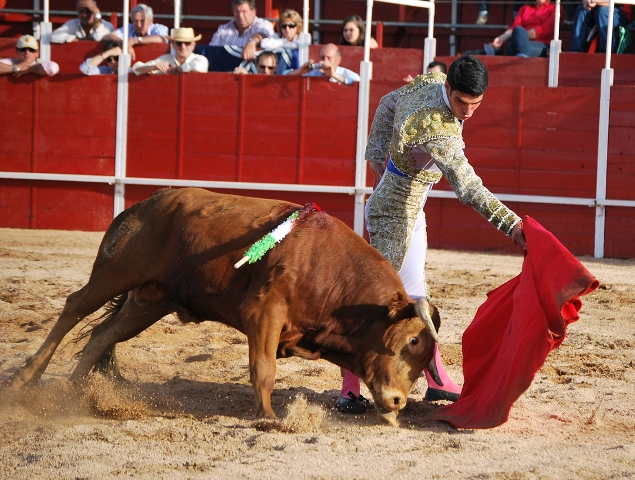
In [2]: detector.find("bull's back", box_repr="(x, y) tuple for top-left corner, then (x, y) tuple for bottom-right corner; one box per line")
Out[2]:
(93, 188), (299, 283)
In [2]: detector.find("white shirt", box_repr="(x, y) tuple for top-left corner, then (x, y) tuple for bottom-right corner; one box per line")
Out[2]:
(113, 23), (169, 40)
(209, 17), (275, 47)
(0, 57), (59, 76)
(51, 18), (114, 43)
(260, 34), (298, 50)
(132, 52), (209, 75)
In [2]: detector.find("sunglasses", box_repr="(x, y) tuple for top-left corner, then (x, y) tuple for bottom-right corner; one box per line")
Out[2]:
(175, 41), (192, 47)
(280, 23), (296, 29)
(106, 56), (119, 63)
(258, 64), (276, 70)
(18, 47), (37, 53)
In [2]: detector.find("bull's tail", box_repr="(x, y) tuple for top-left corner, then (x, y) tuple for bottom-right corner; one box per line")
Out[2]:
(71, 293), (128, 359)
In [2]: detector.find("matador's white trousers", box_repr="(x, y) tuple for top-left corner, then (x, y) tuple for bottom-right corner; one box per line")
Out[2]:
(366, 169), (432, 301)
(340, 170), (460, 399)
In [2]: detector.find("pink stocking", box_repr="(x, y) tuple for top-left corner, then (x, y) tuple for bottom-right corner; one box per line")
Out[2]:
(424, 343), (462, 394)
(340, 368), (361, 397)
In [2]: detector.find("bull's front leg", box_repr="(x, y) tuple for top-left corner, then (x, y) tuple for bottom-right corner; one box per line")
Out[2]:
(244, 301), (287, 419)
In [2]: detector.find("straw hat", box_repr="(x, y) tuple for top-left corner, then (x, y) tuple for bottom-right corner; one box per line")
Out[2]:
(167, 27), (202, 42)
(17, 35), (39, 50)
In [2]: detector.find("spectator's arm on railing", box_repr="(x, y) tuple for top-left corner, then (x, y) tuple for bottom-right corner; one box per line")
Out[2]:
(51, 23), (76, 44)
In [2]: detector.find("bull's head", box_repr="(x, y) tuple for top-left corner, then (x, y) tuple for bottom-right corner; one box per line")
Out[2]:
(362, 293), (441, 426)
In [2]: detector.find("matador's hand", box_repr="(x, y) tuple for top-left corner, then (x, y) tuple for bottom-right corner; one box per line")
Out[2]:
(511, 222), (527, 256)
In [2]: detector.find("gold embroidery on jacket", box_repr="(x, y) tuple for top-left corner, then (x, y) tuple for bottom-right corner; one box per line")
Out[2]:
(364, 72), (521, 271)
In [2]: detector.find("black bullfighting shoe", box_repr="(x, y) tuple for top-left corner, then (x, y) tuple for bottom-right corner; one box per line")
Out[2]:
(335, 391), (371, 414)
(424, 388), (460, 402)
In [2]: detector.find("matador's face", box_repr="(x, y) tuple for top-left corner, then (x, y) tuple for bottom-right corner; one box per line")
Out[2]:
(444, 81), (483, 121)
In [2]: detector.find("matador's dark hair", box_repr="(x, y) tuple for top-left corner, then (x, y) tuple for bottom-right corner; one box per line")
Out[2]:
(446, 55), (488, 97)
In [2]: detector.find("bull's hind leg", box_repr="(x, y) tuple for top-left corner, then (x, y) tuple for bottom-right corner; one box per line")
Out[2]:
(7, 283), (126, 390)
(244, 298), (287, 419)
(81, 295), (128, 381)
(70, 282), (172, 382)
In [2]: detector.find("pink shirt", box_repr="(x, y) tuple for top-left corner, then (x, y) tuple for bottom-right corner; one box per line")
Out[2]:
(510, 2), (559, 45)
(0, 57), (59, 76)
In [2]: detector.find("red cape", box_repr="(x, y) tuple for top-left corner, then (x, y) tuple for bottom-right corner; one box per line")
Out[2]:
(424, 216), (599, 429)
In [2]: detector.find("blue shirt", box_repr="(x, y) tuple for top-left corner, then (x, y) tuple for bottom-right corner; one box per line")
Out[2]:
(304, 66), (360, 85)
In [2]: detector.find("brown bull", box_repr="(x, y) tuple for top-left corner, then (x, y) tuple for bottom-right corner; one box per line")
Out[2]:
(8, 188), (442, 424)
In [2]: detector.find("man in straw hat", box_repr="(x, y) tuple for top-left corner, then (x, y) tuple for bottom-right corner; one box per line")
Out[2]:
(0, 35), (59, 77)
(132, 27), (209, 75)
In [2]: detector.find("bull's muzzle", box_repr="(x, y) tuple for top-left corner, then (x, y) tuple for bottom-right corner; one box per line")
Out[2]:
(376, 406), (399, 427)
(373, 387), (406, 427)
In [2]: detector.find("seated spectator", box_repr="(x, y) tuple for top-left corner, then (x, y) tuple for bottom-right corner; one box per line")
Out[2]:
(260, 9), (302, 50)
(403, 61), (447, 83)
(79, 40), (123, 75)
(491, 0), (558, 57)
(426, 60), (447, 74)
(569, 0), (630, 53)
(234, 50), (278, 74)
(284, 43), (360, 85)
(102, 3), (168, 59)
(132, 27), (208, 75)
(0, 35), (59, 77)
(340, 14), (378, 48)
(255, 51), (278, 75)
(51, 0), (114, 43)
(209, 0), (275, 61)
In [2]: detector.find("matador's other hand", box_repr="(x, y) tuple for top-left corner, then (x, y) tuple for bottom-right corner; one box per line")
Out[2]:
(511, 222), (527, 256)
(368, 161), (385, 190)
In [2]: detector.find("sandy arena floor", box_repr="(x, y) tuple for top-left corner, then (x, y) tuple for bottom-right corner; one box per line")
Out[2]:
(0, 227), (633, 479)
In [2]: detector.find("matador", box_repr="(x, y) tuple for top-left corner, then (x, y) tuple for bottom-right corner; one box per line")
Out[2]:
(337, 55), (527, 414)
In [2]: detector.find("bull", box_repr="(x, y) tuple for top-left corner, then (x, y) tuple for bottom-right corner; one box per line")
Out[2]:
(8, 188), (442, 425)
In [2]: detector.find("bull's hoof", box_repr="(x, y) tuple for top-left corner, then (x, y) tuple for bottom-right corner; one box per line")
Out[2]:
(335, 392), (371, 414)
(6, 368), (39, 391)
(425, 387), (460, 403)
(376, 407), (399, 427)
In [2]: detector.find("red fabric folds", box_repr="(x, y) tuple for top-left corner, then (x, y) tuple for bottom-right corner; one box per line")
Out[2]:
(424, 216), (599, 429)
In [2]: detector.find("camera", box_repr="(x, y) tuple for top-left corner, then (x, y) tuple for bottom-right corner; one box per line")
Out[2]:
(308, 62), (323, 70)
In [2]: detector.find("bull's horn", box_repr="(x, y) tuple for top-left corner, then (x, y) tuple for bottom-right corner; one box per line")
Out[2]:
(426, 355), (444, 386)
(414, 298), (440, 344)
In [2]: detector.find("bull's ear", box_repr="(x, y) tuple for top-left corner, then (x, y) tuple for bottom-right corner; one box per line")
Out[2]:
(388, 291), (411, 320)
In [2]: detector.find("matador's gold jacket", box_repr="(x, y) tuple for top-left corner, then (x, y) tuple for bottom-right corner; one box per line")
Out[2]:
(365, 72), (521, 271)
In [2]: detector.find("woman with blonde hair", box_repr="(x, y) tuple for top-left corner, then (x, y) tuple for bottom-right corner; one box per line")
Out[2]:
(340, 14), (378, 48)
(260, 9), (303, 49)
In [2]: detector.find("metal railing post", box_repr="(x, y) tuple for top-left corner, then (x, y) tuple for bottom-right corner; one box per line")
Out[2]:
(114, 0), (131, 218)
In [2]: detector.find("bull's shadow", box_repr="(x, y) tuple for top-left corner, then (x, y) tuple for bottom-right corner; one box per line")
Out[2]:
(82, 377), (344, 422)
(87, 376), (459, 431)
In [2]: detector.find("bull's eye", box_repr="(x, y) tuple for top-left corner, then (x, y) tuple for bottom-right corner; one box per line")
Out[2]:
(410, 337), (419, 346)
